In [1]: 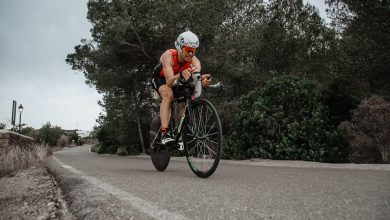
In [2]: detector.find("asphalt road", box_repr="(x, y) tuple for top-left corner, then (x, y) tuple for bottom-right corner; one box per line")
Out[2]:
(49, 145), (390, 220)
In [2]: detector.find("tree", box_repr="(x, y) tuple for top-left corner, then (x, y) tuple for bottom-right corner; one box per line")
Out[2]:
(326, 0), (390, 96)
(66, 0), (157, 153)
(206, 0), (338, 98)
(37, 122), (62, 147)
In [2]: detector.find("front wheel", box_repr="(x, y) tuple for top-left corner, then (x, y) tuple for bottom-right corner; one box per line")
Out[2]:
(183, 99), (223, 178)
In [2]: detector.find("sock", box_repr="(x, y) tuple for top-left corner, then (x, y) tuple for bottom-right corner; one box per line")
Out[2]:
(161, 128), (167, 135)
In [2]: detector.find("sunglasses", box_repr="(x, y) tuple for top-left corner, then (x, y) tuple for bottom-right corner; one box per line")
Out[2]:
(182, 46), (197, 54)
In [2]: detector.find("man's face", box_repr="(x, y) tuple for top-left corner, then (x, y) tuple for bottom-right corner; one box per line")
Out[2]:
(181, 46), (197, 61)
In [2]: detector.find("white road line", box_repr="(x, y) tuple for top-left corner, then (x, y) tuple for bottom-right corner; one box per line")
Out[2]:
(52, 156), (189, 220)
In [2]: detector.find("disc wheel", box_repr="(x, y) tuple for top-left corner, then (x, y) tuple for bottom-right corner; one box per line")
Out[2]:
(149, 114), (170, 172)
(183, 99), (222, 178)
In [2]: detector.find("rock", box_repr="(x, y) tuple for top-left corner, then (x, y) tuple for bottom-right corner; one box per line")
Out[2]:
(0, 130), (34, 148)
(116, 147), (128, 156)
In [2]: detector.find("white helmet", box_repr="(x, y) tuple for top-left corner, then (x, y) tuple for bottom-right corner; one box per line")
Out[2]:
(175, 31), (199, 53)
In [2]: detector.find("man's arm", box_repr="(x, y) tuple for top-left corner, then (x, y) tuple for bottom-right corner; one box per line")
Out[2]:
(191, 56), (201, 72)
(192, 56), (211, 87)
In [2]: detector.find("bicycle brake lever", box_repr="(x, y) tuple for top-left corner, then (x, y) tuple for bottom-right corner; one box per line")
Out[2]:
(209, 82), (222, 89)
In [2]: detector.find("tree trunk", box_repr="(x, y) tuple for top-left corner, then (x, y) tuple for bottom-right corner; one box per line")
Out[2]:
(136, 112), (146, 154)
(130, 84), (146, 154)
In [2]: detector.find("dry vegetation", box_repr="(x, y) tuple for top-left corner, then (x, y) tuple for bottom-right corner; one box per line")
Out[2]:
(339, 96), (390, 163)
(0, 144), (49, 177)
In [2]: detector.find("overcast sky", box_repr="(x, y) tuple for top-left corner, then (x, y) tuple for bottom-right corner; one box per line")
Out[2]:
(0, 0), (328, 131)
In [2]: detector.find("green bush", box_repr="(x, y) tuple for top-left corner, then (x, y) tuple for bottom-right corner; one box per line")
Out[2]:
(92, 102), (150, 155)
(226, 75), (347, 162)
(95, 124), (117, 154)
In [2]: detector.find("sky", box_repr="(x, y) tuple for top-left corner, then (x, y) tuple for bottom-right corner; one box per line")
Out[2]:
(0, 0), (101, 131)
(0, 0), (328, 131)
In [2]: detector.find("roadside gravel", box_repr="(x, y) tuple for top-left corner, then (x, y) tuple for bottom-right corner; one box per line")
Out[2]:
(0, 166), (73, 220)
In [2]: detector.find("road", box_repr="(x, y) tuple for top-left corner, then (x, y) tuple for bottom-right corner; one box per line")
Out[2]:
(49, 145), (390, 220)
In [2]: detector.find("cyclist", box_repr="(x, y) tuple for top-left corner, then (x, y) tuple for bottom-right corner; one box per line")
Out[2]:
(151, 30), (211, 145)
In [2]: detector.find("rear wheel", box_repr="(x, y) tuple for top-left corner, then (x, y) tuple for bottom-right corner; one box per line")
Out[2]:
(183, 99), (222, 178)
(149, 114), (170, 172)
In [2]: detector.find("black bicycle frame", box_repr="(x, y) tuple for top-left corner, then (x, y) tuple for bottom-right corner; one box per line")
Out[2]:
(171, 99), (191, 145)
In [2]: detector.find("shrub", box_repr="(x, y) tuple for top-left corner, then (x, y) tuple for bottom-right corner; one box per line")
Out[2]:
(68, 131), (79, 144)
(57, 135), (69, 147)
(117, 146), (128, 156)
(37, 122), (62, 147)
(95, 124), (116, 153)
(226, 75), (347, 162)
(339, 95), (390, 163)
(216, 99), (240, 135)
(90, 143), (101, 153)
(76, 139), (84, 146)
(93, 112), (149, 155)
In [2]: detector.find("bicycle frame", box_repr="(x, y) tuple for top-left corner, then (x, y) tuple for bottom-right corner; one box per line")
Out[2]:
(151, 94), (192, 151)
(172, 99), (191, 145)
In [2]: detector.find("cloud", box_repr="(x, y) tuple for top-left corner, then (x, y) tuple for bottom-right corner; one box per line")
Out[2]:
(0, 0), (101, 131)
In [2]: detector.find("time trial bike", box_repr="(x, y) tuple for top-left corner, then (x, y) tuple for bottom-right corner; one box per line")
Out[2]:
(149, 73), (223, 178)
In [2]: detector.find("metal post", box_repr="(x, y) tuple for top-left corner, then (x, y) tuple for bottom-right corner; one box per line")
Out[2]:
(18, 104), (23, 133)
(19, 112), (22, 132)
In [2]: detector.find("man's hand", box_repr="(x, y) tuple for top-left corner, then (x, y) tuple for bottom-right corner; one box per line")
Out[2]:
(181, 67), (196, 80)
(181, 67), (195, 80)
(201, 74), (211, 87)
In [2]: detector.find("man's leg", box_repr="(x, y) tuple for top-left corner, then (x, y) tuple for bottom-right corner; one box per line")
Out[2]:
(158, 85), (174, 144)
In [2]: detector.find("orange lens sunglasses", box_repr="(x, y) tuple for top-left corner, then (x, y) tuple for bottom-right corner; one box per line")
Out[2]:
(182, 46), (196, 54)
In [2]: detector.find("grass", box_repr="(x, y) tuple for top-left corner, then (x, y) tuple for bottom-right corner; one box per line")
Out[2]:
(0, 144), (49, 177)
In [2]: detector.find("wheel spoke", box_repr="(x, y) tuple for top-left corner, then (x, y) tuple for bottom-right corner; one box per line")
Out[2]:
(206, 123), (216, 136)
(204, 132), (218, 138)
(187, 143), (198, 154)
(186, 139), (195, 145)
(202, 141), (216, 155)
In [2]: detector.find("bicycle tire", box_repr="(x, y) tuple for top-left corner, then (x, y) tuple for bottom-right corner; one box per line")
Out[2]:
(183, 99), (222, 178)
(149, 114), (170, 172)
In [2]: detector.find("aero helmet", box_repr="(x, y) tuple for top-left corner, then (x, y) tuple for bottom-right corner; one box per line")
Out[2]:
(175, 31), (199, 53)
